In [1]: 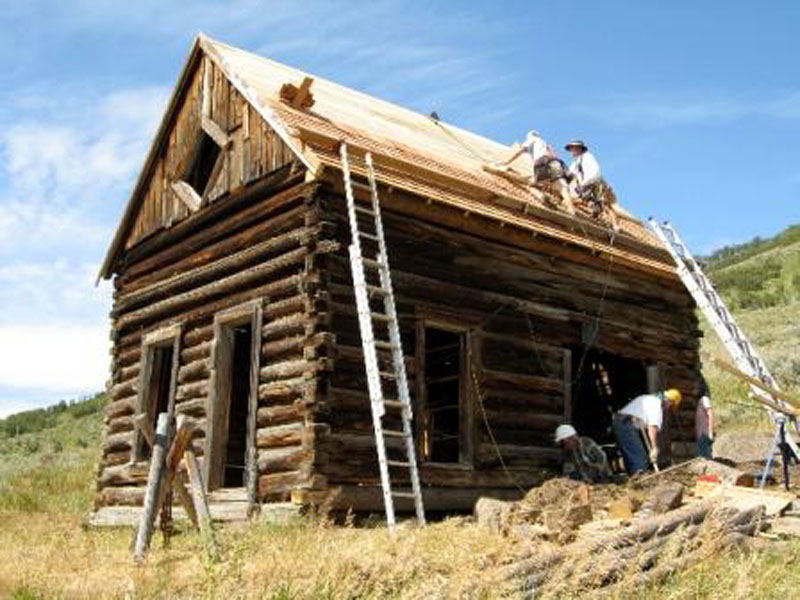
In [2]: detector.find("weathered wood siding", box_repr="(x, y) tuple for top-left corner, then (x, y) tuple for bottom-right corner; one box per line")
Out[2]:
(127, 56), (296, 249)
(315, 184), (701, 492)
(96, 177), (336, 508)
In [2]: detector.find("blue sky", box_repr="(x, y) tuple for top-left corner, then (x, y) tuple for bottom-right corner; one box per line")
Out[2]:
(0, 1), (797, 416)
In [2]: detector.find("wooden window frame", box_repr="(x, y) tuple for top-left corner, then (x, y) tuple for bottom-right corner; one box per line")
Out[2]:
(415, 318), (474, 468)
(133, 324), (182, 462)
(205, 300), (263, 495)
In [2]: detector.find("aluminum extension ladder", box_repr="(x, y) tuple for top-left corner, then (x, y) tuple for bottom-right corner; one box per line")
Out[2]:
(340, 143), (425, 527)
(648, 219), (800, 483)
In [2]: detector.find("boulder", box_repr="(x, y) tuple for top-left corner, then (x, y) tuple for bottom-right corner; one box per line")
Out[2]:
(475, 497), (514, 533)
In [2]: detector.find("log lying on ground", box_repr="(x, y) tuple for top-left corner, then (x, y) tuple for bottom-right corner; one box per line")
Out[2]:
(500, 500), (767, 596)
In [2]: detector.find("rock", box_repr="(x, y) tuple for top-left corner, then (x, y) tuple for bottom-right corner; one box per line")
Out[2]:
(475, 497), (514, 533)
(641, 483), (683, 514)
(770, 517), (800, 538)
(607, 496), (641, 520)
(543, 502), (593, 532)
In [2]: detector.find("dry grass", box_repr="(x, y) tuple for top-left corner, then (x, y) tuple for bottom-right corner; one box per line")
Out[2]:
(0, 511), (514, 599)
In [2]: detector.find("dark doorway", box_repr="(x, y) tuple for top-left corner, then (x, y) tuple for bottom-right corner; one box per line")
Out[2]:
(139, 344), (174, 460)
(223, 324), (253, 488)
(421, 327), (463, 463)
(571, 349), (647, 445)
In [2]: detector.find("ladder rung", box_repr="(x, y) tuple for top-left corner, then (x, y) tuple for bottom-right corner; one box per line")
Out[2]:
(383, 429), (408, 438)
(387, 460), (411, 467)
(360, 232), (380, 241)
(374, 340), (400, 351)
(379, 371), (396, 379)
(371, 312), (391, 322)
(362, 257), (386, 269)
(383, 400), (407, 410)
(391, 491), (417, 498)
(355, 205), (375, 216)
(365, 284), (389, 296)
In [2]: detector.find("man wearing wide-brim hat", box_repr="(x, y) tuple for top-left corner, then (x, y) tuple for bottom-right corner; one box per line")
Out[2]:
(565, 140), (620, 231)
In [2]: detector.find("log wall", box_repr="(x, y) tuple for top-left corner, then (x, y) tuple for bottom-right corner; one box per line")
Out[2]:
(96, 178), (336, 508)
(314, 184), (702, 494)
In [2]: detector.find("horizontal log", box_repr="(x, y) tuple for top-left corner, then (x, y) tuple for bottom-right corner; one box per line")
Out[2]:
(115, 246), (308, 328)
(96, 485), (146, 507)
(260, 359), (314, 382)
(264, 293), (307, 320)
(476, 443), (560, 467)
(98, 461), (150, 487)
(256, 400), (306, 427)
(262, 311), (309, 340)
(102, 450), (131, 468)
(176, 380), (209, 402)
(110, 380), (137, 401)
(102, 431), (134, 456)
(257, 446), (312, 473)
(258, 377), (312, 402)
(118, 364), (139, 383)
(183, 324), (214, 347)
(258, 470), (309, 499)
(177, 359), (210, 384)
(106, 415), (135, 435)
(115, 224), (317, 314)
(114, 346), (141, 368)
(176, 397), (207, 417)
(122, 173), (310, 279)
(256, 423), (305, 448)
(105, 398), (134, 420)
(124, 198), (310, 292)
(482, 369), (564, 394)
(482, 409), (564, 432)
(181, 340), (212, 363)
(261, 334), (307, 359)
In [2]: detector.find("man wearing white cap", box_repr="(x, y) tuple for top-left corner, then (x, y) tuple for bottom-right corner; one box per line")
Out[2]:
(554, 424), (611, 483)
(501, 130), (576, 214)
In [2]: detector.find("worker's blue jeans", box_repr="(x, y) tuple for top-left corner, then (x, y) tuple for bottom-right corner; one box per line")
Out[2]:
(612, 415), (649, 474)
(697, 434), (714, 459)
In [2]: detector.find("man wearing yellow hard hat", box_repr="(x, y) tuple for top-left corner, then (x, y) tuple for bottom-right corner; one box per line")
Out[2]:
(611, 388), (682, 474)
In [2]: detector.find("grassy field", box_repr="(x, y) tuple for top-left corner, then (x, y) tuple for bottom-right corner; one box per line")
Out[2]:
(1, 227), (799, 598)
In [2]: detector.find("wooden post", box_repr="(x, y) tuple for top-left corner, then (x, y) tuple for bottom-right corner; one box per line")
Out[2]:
(185, 448), (220, 561)
(159, 415), (199, 528)
(247, 303), (263, 517)
(133, 412), (170, 563)
(133, 413), (155, 449)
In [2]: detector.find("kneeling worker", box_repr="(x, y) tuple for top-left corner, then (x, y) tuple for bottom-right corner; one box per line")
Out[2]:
(612, 389), (682, 474)
(554, 424), (611, 483)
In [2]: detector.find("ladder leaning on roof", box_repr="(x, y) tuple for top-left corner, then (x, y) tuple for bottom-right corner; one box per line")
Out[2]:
(339, 142), (426, 527)
(648, 219), (800, 480)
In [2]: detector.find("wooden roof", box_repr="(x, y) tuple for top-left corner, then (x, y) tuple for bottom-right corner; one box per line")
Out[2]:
(100, 34), (674, 280)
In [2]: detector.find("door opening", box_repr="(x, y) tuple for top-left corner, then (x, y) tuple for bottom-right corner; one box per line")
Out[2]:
(421, 326), (464, 463)
(223, 323), (253, 488)
(571, 349), (647, 445)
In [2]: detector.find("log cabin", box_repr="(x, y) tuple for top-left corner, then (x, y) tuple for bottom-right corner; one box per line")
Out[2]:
(92, 34), (702, 523)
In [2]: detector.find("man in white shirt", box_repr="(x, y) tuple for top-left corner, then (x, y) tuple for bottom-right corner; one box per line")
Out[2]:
(695, 379), (715, 459)
(501, 130), (576, 214)
(565, 140), (619, 230)
(612, 388), (682, 474)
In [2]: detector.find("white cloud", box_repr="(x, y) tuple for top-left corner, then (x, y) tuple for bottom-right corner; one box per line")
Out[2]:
(0, 324), (109, 394)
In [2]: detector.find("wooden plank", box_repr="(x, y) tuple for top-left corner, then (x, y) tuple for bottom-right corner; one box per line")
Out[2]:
(133, 412), (170, 562)
(185, 448), (220, 561)
(709, 355), (800, 410)
(693, 480), (794, 517)
(171, 180), (202, 212)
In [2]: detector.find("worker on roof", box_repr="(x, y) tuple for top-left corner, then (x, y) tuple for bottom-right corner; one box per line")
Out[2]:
(500, 130), (576, 215)
(564, 140), (620, 231)
(554, 424), (612, 483)
(611, 389), (682, 474)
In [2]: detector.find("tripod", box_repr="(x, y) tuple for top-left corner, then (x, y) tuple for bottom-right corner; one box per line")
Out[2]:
(759, 416), (800, 490)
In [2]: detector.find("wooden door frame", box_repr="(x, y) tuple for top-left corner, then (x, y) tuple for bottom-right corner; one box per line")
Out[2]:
(133, 324), (182, 462)
(205, 300), (263, 495)
(415, 318), (474, 467)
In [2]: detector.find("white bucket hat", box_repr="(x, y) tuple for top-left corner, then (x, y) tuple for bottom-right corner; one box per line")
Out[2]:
(554, 424), (578, 443)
